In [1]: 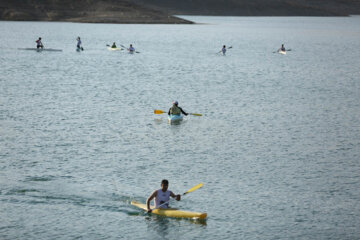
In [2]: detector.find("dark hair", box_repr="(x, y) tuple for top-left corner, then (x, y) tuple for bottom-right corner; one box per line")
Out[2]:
(161, 179), (169, 185)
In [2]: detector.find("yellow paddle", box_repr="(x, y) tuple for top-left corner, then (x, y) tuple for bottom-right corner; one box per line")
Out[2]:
(154, 109), (202, 116)
(155, 183), (204, 209)
(183, 183), (203, 195)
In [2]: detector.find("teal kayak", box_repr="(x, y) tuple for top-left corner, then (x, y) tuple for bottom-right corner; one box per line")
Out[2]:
(18, 48), (62, 52)
(168, 114), (183, 124)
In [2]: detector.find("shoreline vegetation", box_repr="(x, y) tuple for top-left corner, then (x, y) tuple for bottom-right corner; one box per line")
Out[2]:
(1, 0), (360, 24)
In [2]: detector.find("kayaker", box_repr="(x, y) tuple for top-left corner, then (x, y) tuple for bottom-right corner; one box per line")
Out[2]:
(111, 42), (117, 48)
(129, 44), (135, 53)
(221, 45), (226, 55)
(146, 179), (181, 212)
(168, 101), (188, 116)
(36, 37), (43, 49)
(279, 44), (286, 52)
(76, 37), (82, 50)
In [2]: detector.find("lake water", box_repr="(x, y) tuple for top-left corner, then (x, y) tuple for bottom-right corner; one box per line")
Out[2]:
(1, 16), (360, 239)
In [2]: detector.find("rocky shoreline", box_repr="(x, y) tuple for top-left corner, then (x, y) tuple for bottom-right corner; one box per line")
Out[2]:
(1, 0), (360, 24)
(0, 0), (193, 24)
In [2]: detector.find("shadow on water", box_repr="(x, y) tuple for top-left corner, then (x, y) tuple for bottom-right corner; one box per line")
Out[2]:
(140, 214), (207, 239)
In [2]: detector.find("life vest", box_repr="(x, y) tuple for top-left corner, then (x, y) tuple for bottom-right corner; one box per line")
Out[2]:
(169, 105), (181, 115)
(155, 189), (170, 208)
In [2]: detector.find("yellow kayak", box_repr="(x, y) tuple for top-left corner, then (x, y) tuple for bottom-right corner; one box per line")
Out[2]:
(131, 201), (207, 219)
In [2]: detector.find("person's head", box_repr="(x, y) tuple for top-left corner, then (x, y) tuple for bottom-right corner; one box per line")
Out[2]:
(173, 101), (178, 106)
(39, 37), (42, 40)
(77, 37), (80, 40)
(130, 44), (133, 47)
(282, 44), (284, 46)
(223, 45), (226, 48)
(113, 42), (115, 44)
(161, 179), (169, 191)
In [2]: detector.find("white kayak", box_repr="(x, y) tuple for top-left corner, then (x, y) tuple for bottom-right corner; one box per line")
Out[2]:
(168, 114), (183, 124)
(107, 47), (123, 51)
(18, 48), (62, 52)
(278, 50), (286, 55)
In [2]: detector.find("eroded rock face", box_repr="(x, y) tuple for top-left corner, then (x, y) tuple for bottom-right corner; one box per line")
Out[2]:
(1, 0), (360, 24)
(0, 0), (193, 24)
(132, 0), (360, 16)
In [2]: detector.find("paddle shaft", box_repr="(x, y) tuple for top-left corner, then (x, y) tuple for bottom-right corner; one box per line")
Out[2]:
(154, 109), (202, 116)
(153, 183), (203, 210)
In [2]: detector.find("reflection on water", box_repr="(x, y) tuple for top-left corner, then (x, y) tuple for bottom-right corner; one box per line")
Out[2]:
(144, 214), (207, 240)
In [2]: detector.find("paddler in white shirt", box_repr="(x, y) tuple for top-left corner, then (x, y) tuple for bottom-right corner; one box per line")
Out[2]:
(36, 37), (43, 49)
(146, 179), (181, 213)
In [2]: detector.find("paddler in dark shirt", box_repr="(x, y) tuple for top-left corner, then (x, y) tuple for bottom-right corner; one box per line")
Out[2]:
(280, 44), (286, 51)
(111, 42), (117, 48)
(146, 179), (181, 213)
(168, 101), (188, 116)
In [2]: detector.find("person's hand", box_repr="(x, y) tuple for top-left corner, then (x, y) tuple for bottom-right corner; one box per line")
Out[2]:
(176, 194), (181, 201)
(147, 209), (152, 213)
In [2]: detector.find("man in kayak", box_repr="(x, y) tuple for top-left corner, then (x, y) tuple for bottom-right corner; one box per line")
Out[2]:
(221, 45), (226, 55)
(76, 37), (82, 50)
(36, 37), (43, 49)
(279, 44), (286, 52)
(168, 101), (188, 116)
(147, 179), (181, 212)
(111, 42), (117, 48)
(128, 44), (135, 53)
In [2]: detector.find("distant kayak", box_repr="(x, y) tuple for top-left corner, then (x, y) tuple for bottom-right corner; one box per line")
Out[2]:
(168, 114), (183, 124)
(18, 48), (62, 52)
(131, 201), (207, 219)
(107, 47), (123, 51)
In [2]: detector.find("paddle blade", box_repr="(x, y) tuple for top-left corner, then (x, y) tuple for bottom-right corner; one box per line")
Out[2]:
(190, 113), (202, 116)
(183, 183), (203, 195)
(154, 109), (165, 114)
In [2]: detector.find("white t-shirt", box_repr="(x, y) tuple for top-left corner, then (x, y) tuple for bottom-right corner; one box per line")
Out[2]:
(155, 189), (170, 208)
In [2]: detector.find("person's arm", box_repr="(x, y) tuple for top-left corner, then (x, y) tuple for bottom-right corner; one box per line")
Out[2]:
(146, 190), (157, 212)
(168, 108), (171, 115)
(170, 191), (181, 201)
(179, 107), (188, 116)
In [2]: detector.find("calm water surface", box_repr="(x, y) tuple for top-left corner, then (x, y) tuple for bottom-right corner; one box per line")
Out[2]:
(1, 16), (360, 239)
